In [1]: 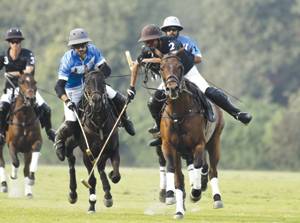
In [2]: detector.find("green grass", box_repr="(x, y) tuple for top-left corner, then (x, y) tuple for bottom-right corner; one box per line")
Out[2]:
(0, 166), (299, 223)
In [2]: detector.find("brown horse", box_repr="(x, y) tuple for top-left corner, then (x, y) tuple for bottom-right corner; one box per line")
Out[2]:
(0, 73), (42, 197)
(159, 52), (224, 219)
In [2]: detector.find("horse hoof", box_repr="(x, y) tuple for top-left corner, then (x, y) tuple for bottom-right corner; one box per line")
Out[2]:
(173, 212), (184, 220)
(213, 200), (224, 209)
(108, 171), (121, 184)
(68, 191), (78, 204)
(87, 206), (96, 214)
(159, 189), (166, 203)
(103, 198), (113, 207)
(0, 182), (8, 193)
(190, 188), (201, 202)
(26, 193), (33, 199)
(10, 175), (17, 180)
(165, 190), (176, 205)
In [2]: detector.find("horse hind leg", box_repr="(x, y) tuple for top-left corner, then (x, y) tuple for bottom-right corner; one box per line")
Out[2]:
(108, 150), (121, 184)
(0, 145), (8, 193)
(201, 152), (209, 192)
(207, 133), (223, 209)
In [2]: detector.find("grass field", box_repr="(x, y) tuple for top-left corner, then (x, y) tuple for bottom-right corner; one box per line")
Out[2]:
(0, 166), (299, 223)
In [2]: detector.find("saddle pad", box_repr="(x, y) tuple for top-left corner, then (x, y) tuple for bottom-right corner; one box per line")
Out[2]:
(204, 101), (217, 142)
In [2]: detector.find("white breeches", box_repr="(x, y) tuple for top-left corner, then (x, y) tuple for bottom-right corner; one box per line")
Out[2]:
(158, 65), (210, 93)
(0, 88), (45, 106)
(64, 84), (117, 121)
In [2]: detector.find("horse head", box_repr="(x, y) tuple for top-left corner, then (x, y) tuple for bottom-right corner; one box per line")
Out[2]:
(84, 70), (107, 112)
(18, 72), (37, 104)
(160, 49), (184, 100)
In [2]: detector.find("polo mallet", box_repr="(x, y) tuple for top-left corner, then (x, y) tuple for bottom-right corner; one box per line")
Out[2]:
(81, 100), (129, 189)
(73, 109), (95, 163)
(125, 50), (134, 71)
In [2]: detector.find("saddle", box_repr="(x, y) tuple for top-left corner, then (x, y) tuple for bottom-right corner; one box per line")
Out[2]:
(184, 79), (215, 122)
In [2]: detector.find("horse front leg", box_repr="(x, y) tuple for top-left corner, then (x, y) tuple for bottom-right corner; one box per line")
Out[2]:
(67, 154), (77, 204)
(8, 143), (19, 180)
(98, 160), (113, 208)
(162, 143), (176, 206)
(156, 145), (167, 203)
(28, 141), (42, 186)
(24, 152), (33, 198)
(190, 143), (205, 202)
(174, 153), (185, 220)
(83, 155), (97, 213)
(0, 144), (7, 193)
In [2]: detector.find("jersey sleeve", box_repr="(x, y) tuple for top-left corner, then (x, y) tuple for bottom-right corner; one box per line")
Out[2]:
(93, 47), (106, 68)
(58, 53), (72, 81)
(0, 55), (4, 70)
(25, 50), (35, 67)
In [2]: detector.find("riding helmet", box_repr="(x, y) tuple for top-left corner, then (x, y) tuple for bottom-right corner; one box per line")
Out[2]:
(68, 28), (92, 46)
(138, 24), (162, 42)
(5, 28), (25, 41)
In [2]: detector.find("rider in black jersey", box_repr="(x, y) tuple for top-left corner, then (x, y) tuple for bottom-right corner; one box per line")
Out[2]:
(0, 28), (55, 145)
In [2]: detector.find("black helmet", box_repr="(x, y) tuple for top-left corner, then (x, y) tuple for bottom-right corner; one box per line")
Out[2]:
(5, 28), (24, 41)
(138, 24), (162, 42)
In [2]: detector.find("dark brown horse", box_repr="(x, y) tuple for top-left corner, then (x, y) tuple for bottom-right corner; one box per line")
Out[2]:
(0, 73), (42, 197)
(65, 70), (121, 213)
(159, 52), (224, 219)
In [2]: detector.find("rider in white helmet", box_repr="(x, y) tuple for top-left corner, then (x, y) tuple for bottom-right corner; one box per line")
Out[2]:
(161, 16), (202, 64)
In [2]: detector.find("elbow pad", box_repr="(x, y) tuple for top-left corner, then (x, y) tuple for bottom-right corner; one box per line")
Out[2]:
(98, 63), (111, 78)
(54, 79), (67, 98)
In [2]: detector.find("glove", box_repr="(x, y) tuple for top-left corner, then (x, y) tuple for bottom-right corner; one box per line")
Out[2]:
(127, 86), (136, 102)
(65, 99), (76, 111)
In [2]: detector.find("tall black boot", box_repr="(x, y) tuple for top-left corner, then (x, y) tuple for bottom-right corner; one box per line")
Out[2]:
(147, 90), (165, 147)
(205, 87), (252, 125)
(37, 103), (56, 142)
(54, 121), (77, 161)
(0, 101), (10, 145)
(112, 93), (135, 136)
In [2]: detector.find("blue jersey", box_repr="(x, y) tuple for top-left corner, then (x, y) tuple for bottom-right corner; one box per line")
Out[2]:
(58, 44), (106, 89)
(177, 35), (202, 58)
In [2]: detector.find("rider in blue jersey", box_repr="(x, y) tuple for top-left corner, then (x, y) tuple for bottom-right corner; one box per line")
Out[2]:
(161, 16), (202, 65)
(54, 28), (135, 161)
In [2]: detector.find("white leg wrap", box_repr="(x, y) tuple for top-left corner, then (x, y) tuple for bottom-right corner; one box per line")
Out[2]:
(166, 172), (175, 192)
(0, 167), (6, 182)
(24, 177), (32, 195)
(89, 194), (97, 202)
(210, 177), (221, 196)
(192, 167), (202, 190)
(187, 164), (194, 186)
(159, 166), (166, 189)
(175, 189), (185, 215)
(106, 85), (117, 99)
(30, 152), (40, 173)
(11, 165), (18, 179)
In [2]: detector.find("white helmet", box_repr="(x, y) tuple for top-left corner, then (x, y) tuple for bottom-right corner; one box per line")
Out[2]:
(68, 28), (92, 46)
(161, 16), (183, 32)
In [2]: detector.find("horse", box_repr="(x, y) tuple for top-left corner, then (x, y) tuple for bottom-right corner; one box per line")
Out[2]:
(0, 73), (42, 197)
(159, 52), (225, 219)
(65, 70), (121, 213)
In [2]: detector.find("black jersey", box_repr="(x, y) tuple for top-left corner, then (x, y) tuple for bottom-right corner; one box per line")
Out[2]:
(0, 48), (35, 89)
(139, 36), (194, 76)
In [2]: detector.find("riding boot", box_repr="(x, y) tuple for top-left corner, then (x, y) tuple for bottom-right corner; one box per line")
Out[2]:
(205, 87), (252, 125)
(54, 121), (77, 161)
(147, 91), (165, 147)
(0, 102), (10, 145)
(36, 103), (56, 142)
(112, 93), (135, 136)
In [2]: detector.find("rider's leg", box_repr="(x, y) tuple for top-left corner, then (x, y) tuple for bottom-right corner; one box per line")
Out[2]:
(35, 91), (56, 142)
(185, 66), (252, 125)
(106, 85), (135, 136)
(148, 89), (165, 147)
(0, 89), (13, 145)
(54, 121), (77, 162)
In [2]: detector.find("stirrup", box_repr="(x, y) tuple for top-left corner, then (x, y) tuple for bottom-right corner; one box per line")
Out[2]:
(148, 137), (162, 147)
